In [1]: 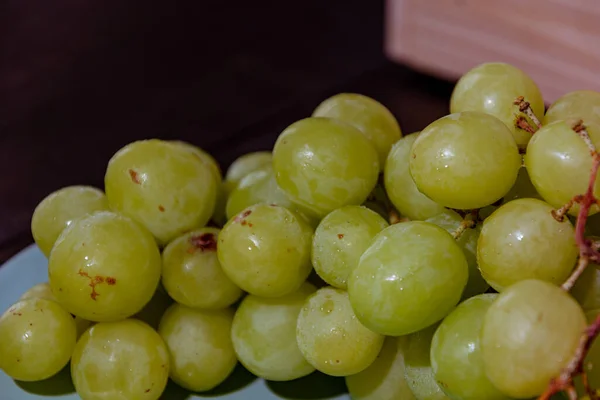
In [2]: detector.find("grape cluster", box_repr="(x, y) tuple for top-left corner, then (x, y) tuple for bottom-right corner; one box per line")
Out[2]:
(1, 63), (600, 400)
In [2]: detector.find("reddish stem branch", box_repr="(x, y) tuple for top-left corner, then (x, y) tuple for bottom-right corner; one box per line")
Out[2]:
(514, 96), (543, 129)
(516, 116), (537, 134)
(452, 210), (478, 240)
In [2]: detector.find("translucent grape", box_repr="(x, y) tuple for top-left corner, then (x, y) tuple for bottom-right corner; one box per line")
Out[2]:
(225, 151), (272, 183)
(345, 336), (416, 400)
(384, 132), (446, 220)
(133, 284), (174, 330)
(409, 111), (521, 210)
(403, 324), (450, 400)
(0, 298), (77, 382)
(481, 279), (586, 398)
(296, 287), (385, 376)
(231, 282), (316, 381)
(525, 120), (600, 216)
(171, 140), (223, 185)
(104, 139), (217, 245)
(571, 266), (600, 312)
(477, 198), (577, 291)
(431, 294), (511, 400)
(311, 205), (388, 289)
(312, 93), (402, 167)
(217, 204), (313, 297)
(502, 165), (541, 204)
(158, 304), (237, 392)
(162, 227), (242, 309)
(450, 62), (544, 148)
(48, 211), (162, 322)
(348, 221), (468, 336)
(31, 186), (109, 257)
(544, 90), (600, 127)
(272, 117), (380, 218)
(71, 319), (170, 400)
(425, 209), (489, 299)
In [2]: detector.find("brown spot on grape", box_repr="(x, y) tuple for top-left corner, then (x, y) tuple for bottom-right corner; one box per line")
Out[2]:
(337, 234), (344, 239)
(17, 359), (20, 363)
(190, 233), (217, 252)
(59, 288), (63, 292)
(335, 360), (340, 364)
(235, 209), (252, 224)
(158, 205), (165, 212)
(12, 312), (22, 316)
(29, 323), (33, 326)
(145, 389), (151, 393)
(128, 169), (141, 184)
(412, 153), (416, 159)
(78, 270), (117, 300)
(241, 220), (248, 226)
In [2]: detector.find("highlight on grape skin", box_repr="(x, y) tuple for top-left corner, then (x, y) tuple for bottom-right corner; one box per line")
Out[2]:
(8, 65), (600, 400)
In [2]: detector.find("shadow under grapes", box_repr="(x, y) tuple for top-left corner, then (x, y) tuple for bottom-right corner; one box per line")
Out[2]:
(266, 371), (348, 399)
(15, 363), (75, 396)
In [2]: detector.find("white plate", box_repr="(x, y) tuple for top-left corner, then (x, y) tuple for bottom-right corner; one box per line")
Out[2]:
(0, 244), (351, 400)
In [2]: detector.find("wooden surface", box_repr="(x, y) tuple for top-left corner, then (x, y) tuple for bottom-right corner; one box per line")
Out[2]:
(0, 0), (455, 264)
(385, 0), (600, 103)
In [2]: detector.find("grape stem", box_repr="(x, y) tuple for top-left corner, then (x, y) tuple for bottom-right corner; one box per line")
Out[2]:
(389, 209), (409, 225)
(540, 122), (600, 400)
(514, 96), (542, 129)
(451, 210), (477, 240)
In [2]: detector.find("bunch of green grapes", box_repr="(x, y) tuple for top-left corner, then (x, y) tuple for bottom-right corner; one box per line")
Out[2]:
(3, 64), (600, 400)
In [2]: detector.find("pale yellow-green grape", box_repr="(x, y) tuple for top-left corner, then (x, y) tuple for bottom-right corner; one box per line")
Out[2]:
(571, 266), (600, 312)
(403, 324), (450, 400)
(158, 304), (237, 392)
(225, 151), (272, 183)
(296, 287), (384, 376)
(71, 319), (170, 400)
(345, 336), (416, 400)
(272, 117), (380, 218)
(162, 228), (242, 309)
(133, 284), (174, 330)
(576, 309), (600, 394)
(225, 165), (306, 221)
(171, 140), (223, 185)
(431, 294), (511, 400)
(477, 198), (577, 291)
(0, 298), (77, 382)
(502, 165), (541, 204)
(312, 93), (402, 167)
(217, 204), (313, 297)
(348, 221), (468, 336)
(104, 139), (217, 245)
(525, 120), (600, 216)
(384, 132), (446, 220)
(231, 282), (316, 381)
(425, 209), (488, 299)
(19, 282), (92, 338)
(48, 211), (162, 322)
(450, 62), (544, 148)
(31, 186), (109, 257)
(544, 90), (600, 127)
(481, 280), (586, 398)
(409, 112), (521, 210)
(311, 205), (388, 289)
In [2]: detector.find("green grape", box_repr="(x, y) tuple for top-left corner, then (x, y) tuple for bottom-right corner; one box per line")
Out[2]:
(477, 198), (577, 291)
(544, 90), (600, 127)
(158, 304), (237, 392)
(225, 151), (272, 183)
(225, 165), (310, 222)
(296, 287), (385, 377)
(171, 140), (223, 184)
(571, 266), (600, 312)
(31, 186), (109, 257)
(502, 165), (542, 203)
(311, 205), (389, 289)
(312, 93), (402, 167)
(217, 204), (313, 297)
(361, 181), (394, 221)
(133, 284), (174, 330)
(409, 112), (521, 210)
(403, 324), (450, 400)
(525, 120), (600, 216)
(425, 209), (488, 299)
(213, 179), (238, 227)
(577, 309), (600, 393)
(481, 279), (586, 398)
(431, 294), (511, 400)
(162, 227), (242, 309)
(71, 319), (169, 400)
(345, 336), (416, 400)
(348, 221), (468, 336)
(384, 132), (446, 220)
(450, 62), (544, 148)
(231, 282), (316, 381)
(0, 298), (77, 382)
(104, 139), (217, 246)
(48, 211), (162, 322)
(19, 282), (92, 337)
(272, 117), (380, 218)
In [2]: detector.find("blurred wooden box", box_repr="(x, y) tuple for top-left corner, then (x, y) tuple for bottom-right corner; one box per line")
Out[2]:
(384, 0), (600, 103)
